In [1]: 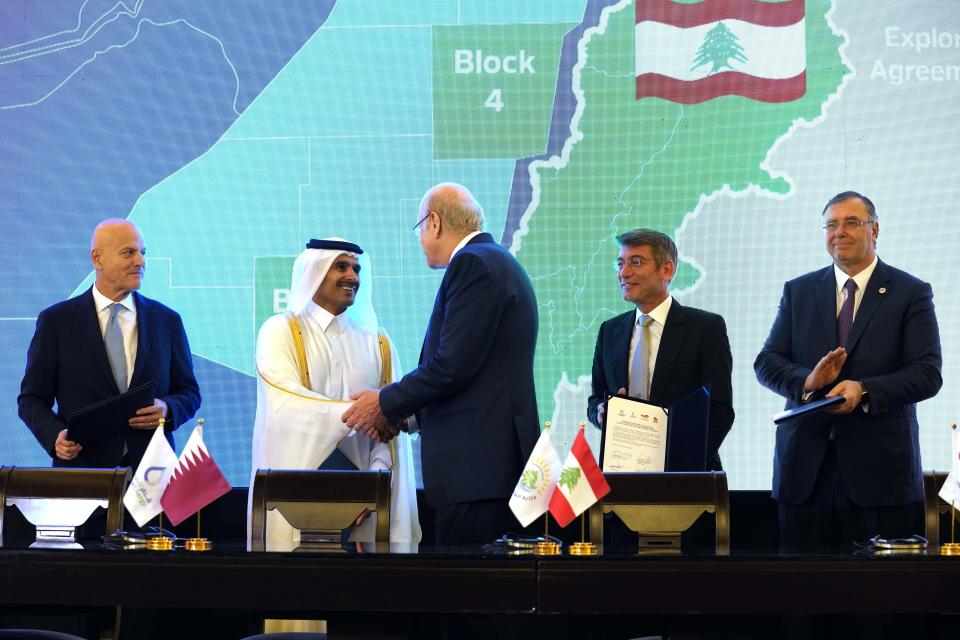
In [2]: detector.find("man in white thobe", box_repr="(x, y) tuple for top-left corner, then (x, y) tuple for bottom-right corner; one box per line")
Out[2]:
(249, 238), (420, 550)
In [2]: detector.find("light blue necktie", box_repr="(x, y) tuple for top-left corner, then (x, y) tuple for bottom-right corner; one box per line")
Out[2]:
(105, 303), (128, 393)
(629, 314), (653, 400)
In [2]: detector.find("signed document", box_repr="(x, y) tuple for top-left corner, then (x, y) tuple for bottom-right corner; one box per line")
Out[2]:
(601, 395), (669, 472)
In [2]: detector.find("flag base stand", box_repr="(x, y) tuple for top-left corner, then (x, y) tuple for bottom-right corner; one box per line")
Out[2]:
(941, 542), (960, 555)
(569, 542), (598, 556)
(184, 503), (213, 551)
(146, 536), (174, 551)
(533, 540), (562, 555)
(185, 537), (212, 552)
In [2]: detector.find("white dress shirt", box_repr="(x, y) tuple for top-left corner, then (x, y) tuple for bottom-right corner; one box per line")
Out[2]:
(628, 295), (673, 394)
(92, 285), (137, 387)
(834, 256), (878, 320)
(449, 230), (482, 262)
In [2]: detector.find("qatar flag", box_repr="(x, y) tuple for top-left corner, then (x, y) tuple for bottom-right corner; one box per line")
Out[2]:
(636, 0), (806, 103)
(160, 425), (232, 526)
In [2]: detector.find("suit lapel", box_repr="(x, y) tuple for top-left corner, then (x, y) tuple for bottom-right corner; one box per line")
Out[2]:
(816, 268), (838, 347)
(77, 288), (119, 392)
(650, 301), (687, 401)
(611, 311), (634, 391)
(130, 292), (151, 385)
(844, 261), (890, 354)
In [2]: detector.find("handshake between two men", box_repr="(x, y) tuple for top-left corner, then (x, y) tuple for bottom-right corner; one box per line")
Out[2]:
(342, 389), (408, 443)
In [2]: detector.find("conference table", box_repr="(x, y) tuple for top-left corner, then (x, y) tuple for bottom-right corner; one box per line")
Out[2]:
(3, 541), (960, 623)
(0, 543), (534, 615)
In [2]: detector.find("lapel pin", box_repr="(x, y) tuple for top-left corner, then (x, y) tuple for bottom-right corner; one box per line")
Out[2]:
(879, 287), (887, 295)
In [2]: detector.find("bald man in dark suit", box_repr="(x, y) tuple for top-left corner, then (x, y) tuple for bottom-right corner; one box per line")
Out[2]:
(19, 219), (200, 470)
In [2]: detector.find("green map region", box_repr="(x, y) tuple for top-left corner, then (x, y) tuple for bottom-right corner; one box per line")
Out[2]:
(514, 0), (847, 429)
(433, 23), (575, 159)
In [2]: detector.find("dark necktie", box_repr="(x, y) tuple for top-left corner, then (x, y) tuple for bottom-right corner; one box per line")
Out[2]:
(105, 303), (128, 392)
(837, 278), (858, 348)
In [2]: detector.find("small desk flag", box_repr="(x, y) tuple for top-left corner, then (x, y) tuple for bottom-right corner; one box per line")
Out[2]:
(160, 425), (231, 526)
(123, 425), (177, 527)
(939, 426), (960, 507)
(510, 427), (562, 527)
(548, 428), (610, 528)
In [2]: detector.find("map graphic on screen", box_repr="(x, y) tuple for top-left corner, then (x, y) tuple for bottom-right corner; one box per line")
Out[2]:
(3, 0), (958, 489)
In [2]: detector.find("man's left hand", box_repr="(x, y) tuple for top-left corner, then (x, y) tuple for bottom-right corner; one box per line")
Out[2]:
(825, 380), (863, 415)
(343, 390), (392, 440)
(130, 398), (169, 429)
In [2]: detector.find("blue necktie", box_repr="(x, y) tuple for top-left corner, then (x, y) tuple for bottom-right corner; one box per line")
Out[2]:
(837, 278), (858, 348)
(629, 315), (653, 400)
(105, 303), (128, 393)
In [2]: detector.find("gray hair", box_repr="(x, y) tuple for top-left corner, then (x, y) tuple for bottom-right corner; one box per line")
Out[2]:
(615, 228), (678, 269)
(822, 191), (878, 220)
(425, 182), (485, 233)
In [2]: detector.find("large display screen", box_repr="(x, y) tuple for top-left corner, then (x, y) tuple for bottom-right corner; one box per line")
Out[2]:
(2, 1), (957, 489)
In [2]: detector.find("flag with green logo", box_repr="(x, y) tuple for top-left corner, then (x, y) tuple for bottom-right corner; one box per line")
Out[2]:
(509, 427), (562, 527)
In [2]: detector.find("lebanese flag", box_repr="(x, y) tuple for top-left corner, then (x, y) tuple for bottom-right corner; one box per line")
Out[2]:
(160, 425), (232, 526)
(548, 429), (611, 528)
(636, 0), (806, 103)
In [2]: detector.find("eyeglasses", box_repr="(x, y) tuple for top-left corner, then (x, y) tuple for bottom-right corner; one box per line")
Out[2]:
(613, 256), (649, 271)
(412, 211), (434, 234)
(823, 218), (875, 232)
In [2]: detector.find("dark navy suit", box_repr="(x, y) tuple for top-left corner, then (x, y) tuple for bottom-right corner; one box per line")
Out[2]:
(587, 300), (734, 471)
(755, 260), (941, 547)
(380, 233), (539, 542)
(18, 287), (201, 470)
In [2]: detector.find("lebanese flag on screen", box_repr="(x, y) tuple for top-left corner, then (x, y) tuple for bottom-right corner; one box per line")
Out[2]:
(548, 429), (610, 528)
(636, 0), (806, 103)
(160, 425), (231, 526)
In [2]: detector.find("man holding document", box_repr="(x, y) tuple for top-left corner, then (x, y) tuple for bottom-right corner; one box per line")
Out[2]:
(587, 229), (734, 471)
(18, 219), (200, 470)
(755, 191), (942, 551)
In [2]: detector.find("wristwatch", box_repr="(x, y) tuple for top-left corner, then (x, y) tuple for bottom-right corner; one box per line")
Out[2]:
(857, 381), (869, 403)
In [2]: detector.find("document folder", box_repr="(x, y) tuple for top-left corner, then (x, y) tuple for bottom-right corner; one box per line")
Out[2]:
(772, 395), (844, 424)
(666, 384), (711, 472)
(598, 385), (711, 472)
(66, 379), (157, 446)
